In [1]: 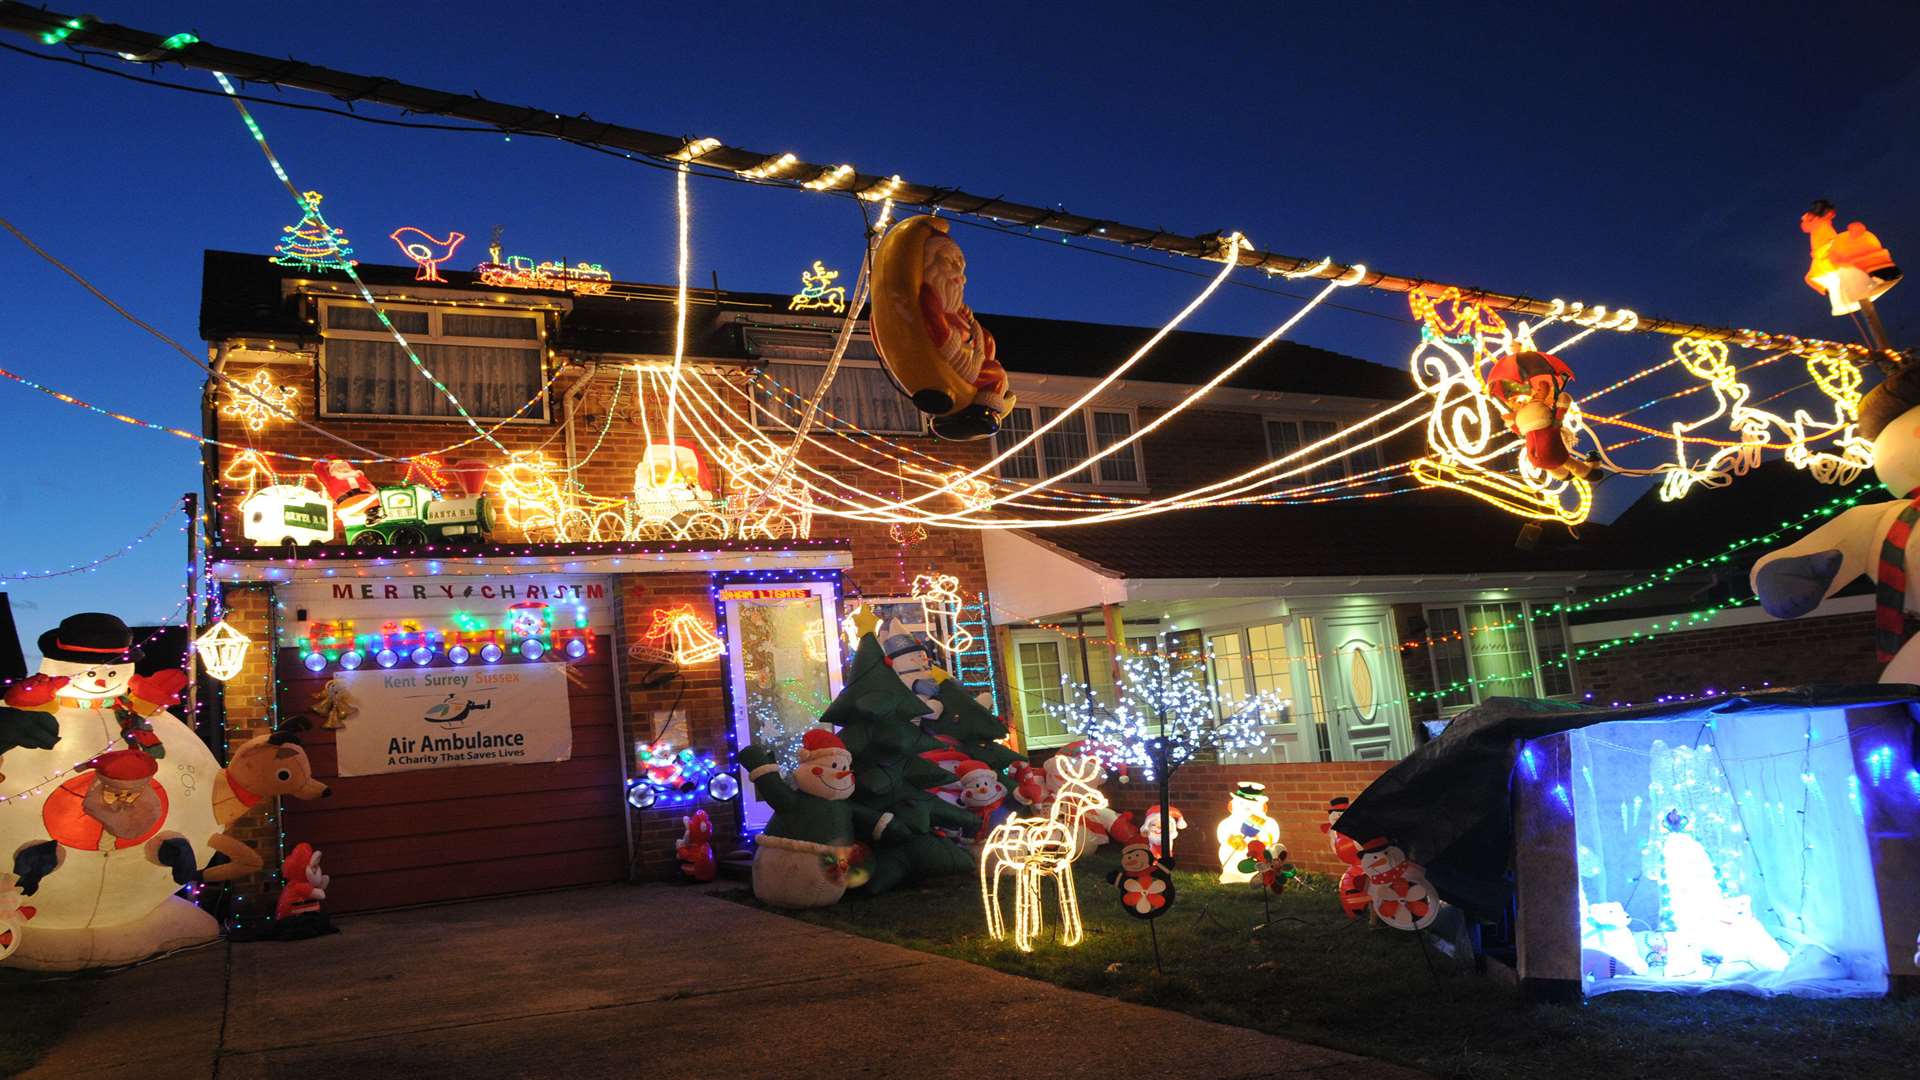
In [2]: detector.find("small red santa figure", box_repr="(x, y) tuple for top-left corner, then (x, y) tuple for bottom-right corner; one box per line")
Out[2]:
(1140, 804), (1185, 859)
(1357, 837), (1438, 931)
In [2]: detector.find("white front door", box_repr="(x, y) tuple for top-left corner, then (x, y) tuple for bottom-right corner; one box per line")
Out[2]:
(719, 581), (846, 833)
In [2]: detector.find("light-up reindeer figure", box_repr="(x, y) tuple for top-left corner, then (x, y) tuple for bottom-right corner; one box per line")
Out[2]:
(979, 754), (1109, 951)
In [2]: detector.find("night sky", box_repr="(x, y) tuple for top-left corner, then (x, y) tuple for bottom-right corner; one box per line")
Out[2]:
(2, 1), (1917, 654)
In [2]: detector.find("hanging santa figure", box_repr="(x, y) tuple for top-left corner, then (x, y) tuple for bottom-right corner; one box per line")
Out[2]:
(0, 614), (223, 970)
(870, 216), (1017, 441)
(1485, 351), (1593, 481)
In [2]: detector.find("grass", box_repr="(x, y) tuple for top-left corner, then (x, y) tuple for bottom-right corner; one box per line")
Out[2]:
(0, 969), (98, 1077)
(729, 852), (1920, 1080)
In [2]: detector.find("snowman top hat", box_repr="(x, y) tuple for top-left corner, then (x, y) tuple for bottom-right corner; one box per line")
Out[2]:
(39, 612), (142, 665)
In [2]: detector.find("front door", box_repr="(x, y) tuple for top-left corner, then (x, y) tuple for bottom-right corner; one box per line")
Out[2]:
(1315, 610), (1408, 760)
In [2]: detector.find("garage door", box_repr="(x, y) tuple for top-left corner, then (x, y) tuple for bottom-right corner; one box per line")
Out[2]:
(275, 634), (628, 913)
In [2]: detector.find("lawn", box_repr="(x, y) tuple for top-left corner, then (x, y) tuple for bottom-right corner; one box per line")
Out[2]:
(731, 851), (1920, 1080)
(0, 969), (97, 1077)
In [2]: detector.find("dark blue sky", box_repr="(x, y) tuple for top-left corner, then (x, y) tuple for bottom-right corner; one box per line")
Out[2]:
(2, 1), (1917, 649)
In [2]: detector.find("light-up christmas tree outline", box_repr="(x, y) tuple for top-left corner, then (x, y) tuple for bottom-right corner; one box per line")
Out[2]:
(271, 191), (357, 272)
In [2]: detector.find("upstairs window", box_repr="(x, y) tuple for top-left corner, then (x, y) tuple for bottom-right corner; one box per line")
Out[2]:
(752, 361), (925, 435)
(319, 301), (547, 421)
(993, 405), (1145, 488)
(1265, 416), (1384, 487)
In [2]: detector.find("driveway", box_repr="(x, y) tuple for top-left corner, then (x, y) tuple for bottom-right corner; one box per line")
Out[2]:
(22, 884), (1424, 1079)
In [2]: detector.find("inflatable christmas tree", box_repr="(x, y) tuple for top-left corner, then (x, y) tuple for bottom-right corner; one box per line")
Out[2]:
(921, 679), (1025, 775)
(820, 620), (975, 894)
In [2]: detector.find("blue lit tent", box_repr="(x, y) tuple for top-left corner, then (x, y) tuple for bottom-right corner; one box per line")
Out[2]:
(1335, 687), (1920, 1000)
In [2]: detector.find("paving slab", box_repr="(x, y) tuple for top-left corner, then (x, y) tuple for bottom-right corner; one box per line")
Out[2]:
(19, 944), (226, 1080)
(14, 884), (1426, 1079)
(220, 884), (1423, 1079)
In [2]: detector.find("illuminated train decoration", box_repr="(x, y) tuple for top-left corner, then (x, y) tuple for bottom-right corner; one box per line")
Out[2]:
(341, 484), (493, 547)
(297, 602), (593, 673)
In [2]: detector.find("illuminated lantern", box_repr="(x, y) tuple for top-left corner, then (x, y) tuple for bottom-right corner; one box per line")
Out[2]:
(0, 613), (223, 970)
(645, 605), (725, 665)
(192, 620), (252, 682)
(869, 215), (1016, 440)
(1215, 782), (1282, 884)
(1485, 351), (1592, 481)
(1802, 199), (1901, 316)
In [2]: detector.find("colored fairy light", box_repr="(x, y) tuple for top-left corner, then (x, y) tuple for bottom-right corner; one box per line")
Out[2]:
(389, 227), (466, 283)
(375, 648), (399, 668)
(1866, 745), (1894, 785)
(979, 754), (1109, 951)
(480, 643), (503, 663)
(564, 638), (588, 659)
(448, 645), (470, 664)
(410, 646), (434, 666)
(220, 368), (299, 433)
(1519, 744), (1541, 781)
(626, 781), (657, 810)
(339, 649), (364, 670)
(303, 652), (328, 673)
(520, 638), (545, 660)
(39, 16), (85, 45)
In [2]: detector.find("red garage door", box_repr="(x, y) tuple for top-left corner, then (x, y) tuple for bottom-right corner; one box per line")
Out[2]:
(275, 635), (628, 913)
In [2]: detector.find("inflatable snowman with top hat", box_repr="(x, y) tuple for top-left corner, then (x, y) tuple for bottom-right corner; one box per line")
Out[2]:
(0, 613), (223, 970)
(1753, 361), (1920, 681)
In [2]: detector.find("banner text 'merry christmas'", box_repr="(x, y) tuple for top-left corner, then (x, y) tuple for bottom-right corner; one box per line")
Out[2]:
(329, 582), (605, 601)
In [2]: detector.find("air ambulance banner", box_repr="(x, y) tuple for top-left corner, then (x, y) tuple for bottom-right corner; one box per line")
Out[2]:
(330, 664), (572, 776)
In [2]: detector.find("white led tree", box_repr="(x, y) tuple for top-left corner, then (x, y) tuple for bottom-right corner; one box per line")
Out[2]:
(1044, 648), (1286, 859)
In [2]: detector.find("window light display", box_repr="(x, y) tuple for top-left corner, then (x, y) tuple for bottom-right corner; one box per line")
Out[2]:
(1565, 710), (1890, 997)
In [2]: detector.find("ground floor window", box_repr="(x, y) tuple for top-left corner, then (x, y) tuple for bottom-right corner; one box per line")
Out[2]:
(1424, 600), (1574, 713)
(1009, 634), (1120, 748)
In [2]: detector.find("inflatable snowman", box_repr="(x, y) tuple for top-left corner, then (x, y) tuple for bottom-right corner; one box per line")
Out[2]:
(0, 613), (222, 970)
(1754, 362), (1920, 680)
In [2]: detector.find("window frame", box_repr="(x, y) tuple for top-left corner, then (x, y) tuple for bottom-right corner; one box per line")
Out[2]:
(1007, 631), (1121, 750)
(749, 358), (929, 436)
(316, 299), (551, 423)
(1263, 414), (1383, 487)
(991, 402), (1148, 492)
(1422, 600), (1576, 715)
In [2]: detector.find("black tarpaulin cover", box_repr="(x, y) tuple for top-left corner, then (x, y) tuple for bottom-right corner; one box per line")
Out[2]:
(1332, 685), (1920, 920)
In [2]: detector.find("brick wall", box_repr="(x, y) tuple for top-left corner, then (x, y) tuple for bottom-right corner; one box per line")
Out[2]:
(1572, 610), (1880, 707)
(214, 585), (280, 920)
(1105, 759), (1394, 874)
(213, 354), (996, 881)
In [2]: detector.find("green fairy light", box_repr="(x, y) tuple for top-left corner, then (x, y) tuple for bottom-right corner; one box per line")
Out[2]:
(39, 16), (85, 45)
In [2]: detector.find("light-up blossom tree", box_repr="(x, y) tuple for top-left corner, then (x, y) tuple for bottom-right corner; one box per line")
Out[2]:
(1044, 648), (1287, 863)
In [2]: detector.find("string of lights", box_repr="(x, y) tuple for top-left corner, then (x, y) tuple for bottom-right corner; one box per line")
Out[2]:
(211, 71), (513, 457)
(0, 503), (179, 586)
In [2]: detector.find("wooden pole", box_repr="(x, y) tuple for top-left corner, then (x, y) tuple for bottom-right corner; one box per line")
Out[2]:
(0, 1), (1882, 360)
(181, 492), (200, 726)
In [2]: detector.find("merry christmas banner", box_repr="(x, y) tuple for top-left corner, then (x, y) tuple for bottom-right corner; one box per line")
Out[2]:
(330, 664), (572, 776)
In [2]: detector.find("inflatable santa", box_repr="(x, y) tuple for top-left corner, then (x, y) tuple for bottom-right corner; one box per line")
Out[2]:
(0, 613), (223, 970)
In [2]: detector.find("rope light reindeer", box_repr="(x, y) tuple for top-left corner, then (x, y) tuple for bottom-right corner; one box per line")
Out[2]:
(979, 754), (1110, 951)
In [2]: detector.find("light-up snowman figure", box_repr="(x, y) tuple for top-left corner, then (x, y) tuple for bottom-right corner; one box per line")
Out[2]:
(1216, 781), (1283, 884)
(0, 613), (222, 970)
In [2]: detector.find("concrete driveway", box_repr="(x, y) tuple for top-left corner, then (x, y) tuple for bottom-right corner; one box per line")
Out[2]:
(22, 884), (1423, 1079)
